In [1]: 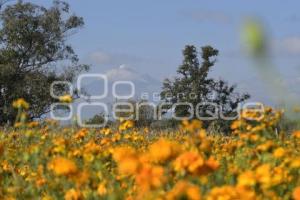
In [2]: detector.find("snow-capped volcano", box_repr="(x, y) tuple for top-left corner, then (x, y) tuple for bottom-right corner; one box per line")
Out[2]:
(81, 65), (161, 101)
(105, 65), (159, 84)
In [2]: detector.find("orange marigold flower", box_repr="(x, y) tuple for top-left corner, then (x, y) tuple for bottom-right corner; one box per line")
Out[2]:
(238, 171), (256, 187)
(174, 151), (204, 175)
(273, 147), (285, 158)
(148, 138), (181, 163)
(257, 141), (273, 152)
(255, 164), (272, 188)
(48, 157), (77, 176)
(166, 181), (201, 200)
(231, 120), (243, 130)
(290, 158), (300, 169)
(135, 164), (165, 191)
(174, 151), (219, 176)
(181, 119), (202, 132)
(72, 170), (90, 186)
(207, 185), (256, 200)
(97, 182), (108, 196)
(293, 131), (300, 139)
(73, 128), (88, 140)
(205, 157), (220, 171)
(112, 147), (140, 175)
(64, 188), (82, 200)
(293, 187), (300, 200)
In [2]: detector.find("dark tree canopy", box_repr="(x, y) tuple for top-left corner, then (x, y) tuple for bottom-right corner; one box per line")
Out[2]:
(161, 45), (250, 131)
(0, 0), (89, 124)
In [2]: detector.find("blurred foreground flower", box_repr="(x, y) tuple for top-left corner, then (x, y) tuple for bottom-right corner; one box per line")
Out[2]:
(64, 188), (82, 200)
(241, 19), (266, 57)
(48, 157), (78, 176)
(293, 187), (300, 200)
(167, 181), (201, 200)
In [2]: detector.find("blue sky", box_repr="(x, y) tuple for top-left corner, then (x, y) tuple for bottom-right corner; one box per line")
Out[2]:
(27, 0), (300, 103)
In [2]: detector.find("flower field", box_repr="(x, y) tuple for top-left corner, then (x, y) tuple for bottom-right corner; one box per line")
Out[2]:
(1, 108), (300, 199)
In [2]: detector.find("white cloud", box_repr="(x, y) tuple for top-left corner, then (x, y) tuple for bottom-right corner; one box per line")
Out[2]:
(104, 65), (159, 85)
(105, 65), (141, 82)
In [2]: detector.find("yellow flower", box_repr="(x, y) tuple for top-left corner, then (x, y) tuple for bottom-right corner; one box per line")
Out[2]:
(83, 153), (94, 163)
(42, 195), (53, 200)
(112, 147), (140, 175)
(97, 183), (108, 196)
(73, 128), (88, 140)
(257, 141), (273, 152)
(273, 147), (285, 158)
(135, 164), (165, 192)
(174, 151), (204, 175)
(231, 120), (242, 130)
(101, 128), (112, 135)
(255, 164), (272, 188)
(48, 157), (77, 176)
(27, 121), (39, 128)
(119, 120), (135, 131)
(272, 166), (287, 185)
(293, 131), (300, 139)
(112, 146), (136, 162)
(173, 152), (219, 176)
(205, 157), (220, 172)
(238, 171), (256, 187)
(148, 138), (181, 163)
(14, 122), (22, 128)
(181, 119), (202, 132)
(290, 158), (300, 168)
(64, 188), (82, 200)
(2, 160), (11, 172)
(166, 181), (201, 200)
(12, 98), (29, 110)
(59, 95), (73, 103)
(206, 185), (256, 200)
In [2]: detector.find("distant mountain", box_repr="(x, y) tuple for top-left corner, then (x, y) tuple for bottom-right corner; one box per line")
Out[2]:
(82, 65), (161, 102)
(70, 65), (162, 121)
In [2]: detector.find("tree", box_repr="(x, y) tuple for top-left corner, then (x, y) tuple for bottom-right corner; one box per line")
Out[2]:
(85, 113), (108, 126)
(0, 0), (88, 125)
(208, 79), (250, 132)
(161, 45), (250, 131)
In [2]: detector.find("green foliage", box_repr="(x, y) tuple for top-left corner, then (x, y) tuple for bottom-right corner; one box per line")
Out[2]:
(85, 113), (108, 126)
(161, 45), (250, 132)
(0, 0), (89, 124)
